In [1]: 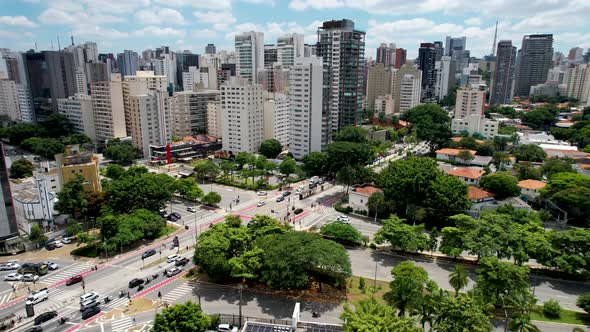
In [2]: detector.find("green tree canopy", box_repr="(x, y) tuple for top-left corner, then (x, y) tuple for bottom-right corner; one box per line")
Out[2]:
(576, 293), (590, 314)
(105, 164), (125, 180)
(375, 215), (429, 252)
(385, 261), (431, 316)
(302, 152), (329, 177)
(9, 158), (34, 178)
(341, 297), (421, 332)
(521, 107), (558, 130)
(511, 144), (547, 162)
(28, 224), (47, 245)
(153, 301), (211, 332)
(475, 256), (530, 306)
(324, 141), (374, 175)
(279, 157), (296, 177)
(54, 175), (88, 218)
(259, 139), (283, 158)
(515, 162), (542, 180)
(541, 157), (574, 178)
(320, 222), (363, 246)
(402, 104), (452, 152)
(104, 139), (141, 164)
(193, 160), (219, 182)
(201, 191), (222, 206)
(431, 294), (493, 332)
(333, 126), (369, 144)
(541, 172), (590, 226)
(479, 173), (520, 200)
(175, 178), (204, 201)
(448, 265), (469, 296)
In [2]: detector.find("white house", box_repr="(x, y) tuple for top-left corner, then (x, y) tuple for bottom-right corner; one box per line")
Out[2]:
(517, 179), (547, 200)
(349, 185), (382, 214)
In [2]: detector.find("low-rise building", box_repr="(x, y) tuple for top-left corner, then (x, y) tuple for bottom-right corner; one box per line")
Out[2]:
(467, 186), (494, 203)
(451, 114), (499, 138)
(349, 185), (382, 214)
(435, 148), (476, 163)
(517, 179), (547, 199)
(11, 176), (56, 234)
(55, 145), (101, 193)
(447, 167), (485, 186)
(149, 134), (222, 163)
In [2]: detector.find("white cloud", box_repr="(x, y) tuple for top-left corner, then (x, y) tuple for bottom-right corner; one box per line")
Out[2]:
(39, 8), (123, 25)
(154, 0), (231, 9)
(464, 17), (481, 26)
(190, 29), (218, 39)
(0, 16), (38, 28)
(133, 26), (186, 38)
(72, 24), (129, 39)
(81, 0), (150, 14)
(135, 8), (186, 25)
(193, 11), (236, 31)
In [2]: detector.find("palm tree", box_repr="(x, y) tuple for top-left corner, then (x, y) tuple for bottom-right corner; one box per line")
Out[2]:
(508, 313), (540, 332)
(448, 265), (469, 297)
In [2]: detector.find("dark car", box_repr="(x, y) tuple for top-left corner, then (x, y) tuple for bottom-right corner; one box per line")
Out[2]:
(175, 257), (190, 266)
(25, 327), (43, 332)
(66, 275), (83, 286)
(34, 311), (58, 325)
(276, 196), (285, 202)
(167, 214), (176, 221)
(282, 191), (291, 197)
(128, 278), (145, 288)
(142, 249), (156, 259)
(45, 243), (56, 251)
(294, 208), (304, 215)
(172, 212), (181, 219)
(81, 306), (101, 320)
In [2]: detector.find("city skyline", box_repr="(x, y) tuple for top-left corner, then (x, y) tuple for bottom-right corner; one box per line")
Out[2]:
(1, 0), (589, 58)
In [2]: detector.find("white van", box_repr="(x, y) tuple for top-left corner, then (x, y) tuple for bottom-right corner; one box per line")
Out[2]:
(80, 291), (99, 304)
(25, 288), (48, 305)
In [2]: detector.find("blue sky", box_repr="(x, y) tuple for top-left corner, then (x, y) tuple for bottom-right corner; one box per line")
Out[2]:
(1, 0), (589, 58)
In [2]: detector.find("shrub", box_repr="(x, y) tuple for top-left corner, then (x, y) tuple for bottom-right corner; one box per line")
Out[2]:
(358, 277), (365, 291)
(71, 244), (99, 258)
(576, 293), (590, 314)
(320, 222), (363, 246)
(543, 299), (561, 318)
(369, 242), (377, 249)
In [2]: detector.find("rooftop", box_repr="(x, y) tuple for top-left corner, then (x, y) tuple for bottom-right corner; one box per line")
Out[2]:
(448, 167), (485, 179)
(518, 179), (547, 190)
(436, 148), (476, 156)
(353, 185), (381, 196)
(467, 186), (494, 200)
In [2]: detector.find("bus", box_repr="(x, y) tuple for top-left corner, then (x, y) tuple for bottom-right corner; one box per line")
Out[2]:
(18, 263), (48, 276)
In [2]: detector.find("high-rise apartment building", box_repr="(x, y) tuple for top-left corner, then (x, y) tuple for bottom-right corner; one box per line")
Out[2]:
(1, 51), (33, 122)
(376, 43), (395, 66)
(170, 90), (219, 137)
(264, 44), (278, 67)
(316, 19), (365, 140)
(176, 52), (199, 91)
(289, 57), (324, 159)
(75, 68), (88, 95)
(0, 79), (20, 121)
(418, 43), (437, 101)
(207, 102), (222, 138)
(58, 94), (96, 141)
(565, 64), (590, 104)
(397, 67), (422, 114)
(454, 86), (485, 119)
(117, 50), (139, 78)
(394, 48), (407, 69)
(91, 74), (126, 146)
(568, 47), (584, 62)
(277, 33), (304, 68)
(221, 78), (264, 153)
(257, 63), (289, 93)
(514, 34), (554, 97)
(205, 44), (216, 55)
(24, 51), (77, 120)
(365, 63), (393, 112)
(153, 53), (177, 87)
(434, 56), (456, 101)
(235, 31), (264, 84)
(263, 92), (290, 146)
(445, 36), (467, 57)
(127, 91), (171, 157)
(490, 40), (517, 105)
(0, 142), (20, 253)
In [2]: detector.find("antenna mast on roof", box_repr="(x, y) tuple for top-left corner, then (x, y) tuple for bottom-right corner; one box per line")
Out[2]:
(491, 20), (498, 56)
(70, 31), (74, 46)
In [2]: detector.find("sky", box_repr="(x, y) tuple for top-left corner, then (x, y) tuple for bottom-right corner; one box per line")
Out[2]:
(0, 0), (589, 59)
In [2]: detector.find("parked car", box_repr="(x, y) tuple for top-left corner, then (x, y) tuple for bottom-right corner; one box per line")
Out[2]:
(187, 207), (197, 213)
(53, 240), (64, 248)
(81, 306), (101, 320)
(66, 275), (83, 286)
(165, 267), (181, 277)
(175, 257), (190, 266)
(282, 191), (291, 197)
(257, 191), (267, 196)
(336, 215), (351, 224)
(22, 274), (40, 282)
(256, 201), (265, 207)
(142, 249), (156, 259)
(167, 214), (178, 222)
(45, 243), (56, 251)
(172, 212), (181, 219)
(128, 278), (145, 288)
(80, 299), (99, 311)
(44, 261), (59, 270)
(276, 196), (285, 202)
(0, 262), (20, 270)
(167, 254), (180, 263)
(61, 237), (72, 244)
(34, 311), (57, 325)
(294, 208), (304, 215)
(4, 273), (23, 281)
(217, 323), (238, 332)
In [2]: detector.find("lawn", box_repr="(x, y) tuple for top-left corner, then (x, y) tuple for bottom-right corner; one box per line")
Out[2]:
(531, 306), (590, 325)
(346, 276), (389, 303)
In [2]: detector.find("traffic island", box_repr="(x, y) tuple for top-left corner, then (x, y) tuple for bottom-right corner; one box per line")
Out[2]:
(124, 298), (157, 315)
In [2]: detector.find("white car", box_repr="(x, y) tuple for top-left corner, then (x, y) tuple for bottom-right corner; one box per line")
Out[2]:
(0, 262), (20, 270)
(4, 273), (23, 281)
(22, 274), (39, 282)
(165, 267), (181, 277)
(53, 240), (64, 248)
(44, 261), (59, 270)
(256, 201), (265, 207)
(336, 215), (351, 224)
(166, 254), (180, 263)
(257, 191), (267, 196)
(217, 323), (238, 332)
(187, 207), (197, 213)
(61, 237), (72, 244)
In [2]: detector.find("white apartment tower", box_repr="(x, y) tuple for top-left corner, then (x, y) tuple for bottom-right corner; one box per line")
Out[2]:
(434, 56), (456, 101)
(454, 86), (485, 119)
(90, 74), (127, 146)
(565, 64), (590, 104)
(288, 57), (324, 160)
(277, 33), (304, 68)
(0, 79), (20, 121)
(57, 94), (96, 141)
(207, 102), (222, 138)
(391, 65), (422, 114)
(170, 90), (219, 138)
(221, 78), (264, 153)
(235, 32), (264, 84)
(153, 53), (177, 87)
(263, 92), (290, 146)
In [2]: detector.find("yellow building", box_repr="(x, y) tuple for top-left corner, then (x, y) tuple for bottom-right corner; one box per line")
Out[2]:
(55, 145), (101, 193)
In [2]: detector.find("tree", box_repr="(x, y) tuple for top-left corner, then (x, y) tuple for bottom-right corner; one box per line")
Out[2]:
(324, 141), (374, 175)
(457, 149), (474, 163)
(104, 170), (176, 214)
(576, 293), (590, 314)
(175, 178), (204, 201)
(320, 222), (363, 245)
(542, 299), (561, 318)
(425, 174), (471, 224)
(28, 224), (47, 246)
(193, 160), (219, 183)
(63, 133), (92, 146)
(508, 313), (540, 332)
(540, 173), (590, 226)
(541, 157), (574, 178)
(458, 137), (478, 150)
(511, 144), (547, 162)
(66, 222), (83, 236)
(515, 162), (542, 180)
(259, 139), (283, 158)
(39, 113), (74, 138)
(439, 226), (465, 258)
(432, 294), (493, 332)
(219, 160), (236, 181)
(448, 265), (469, 296)
(104, 139), (141, 164)
(235, 152), (255, 169)
(23, 137), (65, 159)
(54, 175), (88, 218)
(341, 297), (421, 332)
(476, 141), (496, 156)
(479, 173), (521, 200)
(541, 227), (590, 274)
(402, 104), (452, 152)
(105, 164), (125, 180)
(201, 191), (221, 206)
(521, 107), (557, 130)
(374, 215), (429, 252)
(385, 261), (430, 316)
(9, 159), (34, 178)
(302, 152), (329, 177)
(475, 257), (530, 306)
(153, 301), (211, 332)
(279, 157), (296, 177)
(333, 126), (369, 144)
(428, 227), (439, 254)
(367, 191), (386, 220)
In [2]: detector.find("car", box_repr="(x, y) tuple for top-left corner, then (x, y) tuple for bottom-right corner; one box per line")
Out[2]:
(187, 207), (197, 213)
(172, 212), (181, 219)
(61, 237), (72, 244)
(167, 214), (177, 221)
(257, 191), (267, 196)
(4, 273), (23, 281)
(34, 311), (57, 325)
(23, 274), (40, 282)
(53, 240), (64, 248)
(294, 208), (304, 215)
(45, 243), (56, 251)
(336, 215), (351, 224)
(175, 257), (190, 266)
(26, 288), (49, 305)
(167, 254), (180, 263)
(44, 261), (59, 270)
(80, 299), (99, 311)
(165, 267), (181, 277)
(276, 196), (285, 202)
(0, 262), (20, 270)
(24, 326), (43, 332)
(128, 278), (145, 288)
(66, 275), (83, 286)
(282, 191), (291, 197)
(217, 323), (238, 332)
(81, 306), (101, 320)
(142, 249), (156, 259)
(79, 292), (99, 304)
(256, 201), (265, 207)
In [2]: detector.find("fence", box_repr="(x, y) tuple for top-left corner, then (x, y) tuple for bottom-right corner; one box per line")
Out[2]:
(211, 313), (291, 328)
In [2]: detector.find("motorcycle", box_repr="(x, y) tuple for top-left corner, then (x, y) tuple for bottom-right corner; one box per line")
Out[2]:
(312, 312), (321, 318)
(59, 317), (69, 325)
(119, 290), (128, 298)
(152, 273), (159, 280)
(137, 284), (144, 291)
(145, 278), (151, 285)
(104, 296), (112, 304)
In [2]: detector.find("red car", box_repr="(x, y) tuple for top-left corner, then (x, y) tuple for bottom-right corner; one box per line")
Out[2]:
(66, 275), (83, 286)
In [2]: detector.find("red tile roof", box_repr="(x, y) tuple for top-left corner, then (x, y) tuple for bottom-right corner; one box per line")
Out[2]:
(467, 186), (494, 200)
(354, 186), (381, 196)
(448, 168), (485, 179)
(436, 148), (477, 156)
(517, 179), (547, 190)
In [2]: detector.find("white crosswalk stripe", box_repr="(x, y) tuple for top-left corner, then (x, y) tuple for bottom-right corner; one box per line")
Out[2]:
(0, 292), (12, 305)
(40, 263), (91, 285)
(104, 297), (128, 309)
(161, 283), (192, 303)
(48, 289), (80, 304)
(111, 317), (133, 331)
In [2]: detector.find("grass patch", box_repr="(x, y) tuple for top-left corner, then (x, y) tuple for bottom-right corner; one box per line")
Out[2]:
(346, 276), (389, 303)
(71, 244), (99, 258)
(157, 226), (176, 238)
(531, 306), (590, 325)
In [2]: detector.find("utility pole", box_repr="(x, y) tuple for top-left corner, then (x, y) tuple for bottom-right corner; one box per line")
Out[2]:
(238, 284), (243, 328)
(373, 262), (377, 294)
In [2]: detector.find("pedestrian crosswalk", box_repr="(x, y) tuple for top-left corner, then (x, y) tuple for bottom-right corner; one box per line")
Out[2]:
(161, 283), (192, 304)
(111, 317), (134, 331)
(104, 297), (128, 309)
(0, 292), (12, 305)
(41, 263), (92, 285)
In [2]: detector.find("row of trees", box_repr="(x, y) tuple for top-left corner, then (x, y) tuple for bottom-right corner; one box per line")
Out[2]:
(193, 215), (352, 290)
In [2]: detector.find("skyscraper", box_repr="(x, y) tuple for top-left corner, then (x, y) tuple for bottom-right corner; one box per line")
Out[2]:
(434, 56), (456, 101)
(568, 47), (584, 62)
(365, 63), (393, 112)
(91, 74), (126, 146)
(376, 43), (395, 66)
(176, 52), (199, 91)
(445, 36), (467, 57)
(316, 19), (365, 141)
(490, 40), (517, 105)
(514, 34), (554, 97)
(565, 64), (590, 104)
(394, 48), (407, 69)
(205, 44), (216, 55)
(0, 142), (20, 253)
(277, 33), (304, 68)
(117, 50), (139, 77)
(170, 90), (219, 137)
(418, 43), (437, 101)
(235, 31), (264, 84)
(392, 65), (422, 114)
